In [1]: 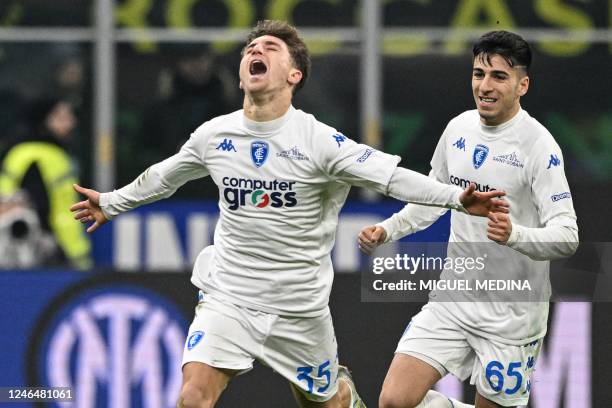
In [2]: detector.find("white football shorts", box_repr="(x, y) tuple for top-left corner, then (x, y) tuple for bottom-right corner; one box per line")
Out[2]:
(396, 303), (542, 407)
(182, 291), (339, 402)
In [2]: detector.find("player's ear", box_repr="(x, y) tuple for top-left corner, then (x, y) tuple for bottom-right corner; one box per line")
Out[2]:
(239, 80), (243, 90)
(517, 75), (529, 97)
(288, 68), (302, 87)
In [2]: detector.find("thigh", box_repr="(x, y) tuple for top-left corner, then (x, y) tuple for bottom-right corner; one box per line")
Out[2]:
(263, 309), (339, 403)
(469, 335), (542, 407)
(182, 292), (257, 372)
(395, 303), (475, 380)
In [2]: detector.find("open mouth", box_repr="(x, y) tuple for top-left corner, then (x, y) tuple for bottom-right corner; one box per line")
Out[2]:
(249, 60), (268, 75)
(479, 96), (497, 103)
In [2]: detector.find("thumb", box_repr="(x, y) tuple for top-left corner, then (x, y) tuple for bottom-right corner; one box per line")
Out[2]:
(465, 183), (476, 196)
(362, 225), (376, 239)
(73, 184), (99, 204)
(73, 184), (88, 196)
(372, 227), (386, 243)
(460, 183), (476, 206)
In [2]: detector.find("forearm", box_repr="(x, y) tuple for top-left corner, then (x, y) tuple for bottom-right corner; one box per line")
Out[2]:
(507, 220), (579, 260)
(99, 164), (179, 219)
(99, 142), (208, 219)
(385, 167), (465, 212)
(378, 204), (448, 242)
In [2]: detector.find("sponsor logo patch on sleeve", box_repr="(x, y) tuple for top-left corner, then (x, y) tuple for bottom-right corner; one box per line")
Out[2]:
(551, 192), (571, 202)
(356, 148), (375, 163)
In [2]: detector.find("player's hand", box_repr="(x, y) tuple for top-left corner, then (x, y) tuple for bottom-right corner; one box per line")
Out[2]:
(358, 225), (387, 255)
(487, 212), (513, 244)
(70, 184), (108, 233)
(459, 183), (509, 217)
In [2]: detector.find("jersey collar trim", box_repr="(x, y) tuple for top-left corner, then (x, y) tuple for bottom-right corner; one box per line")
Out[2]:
(242, 106), (295, 136)
(479, 108), (525, 138)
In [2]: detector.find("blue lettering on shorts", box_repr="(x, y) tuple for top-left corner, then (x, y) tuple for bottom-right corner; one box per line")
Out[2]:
(296, 360), (332, 394)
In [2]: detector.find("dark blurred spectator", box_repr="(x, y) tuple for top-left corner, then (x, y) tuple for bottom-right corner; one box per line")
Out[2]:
(146, 47), (237, 156)
(0, 88), (24, 153)
(54, 56), (86, 111)
(124, 47), (237, 197)
(52, 54), (93, 187)
(0, 98), (91, 269)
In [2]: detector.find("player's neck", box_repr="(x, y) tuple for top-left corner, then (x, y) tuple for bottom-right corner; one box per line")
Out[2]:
(243, 90), (293, 122)
(480, 104), (521, 127)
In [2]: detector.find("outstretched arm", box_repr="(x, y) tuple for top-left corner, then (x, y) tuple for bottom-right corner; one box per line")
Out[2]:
(357, 176), (508, 254)
(384, 167), (508, 216)
(70, 133), (209, 233)
(322, 127), (506, 214)
(337, 166), (507, 216)
(358, 168), (448, 254)
(358, 202), (447, 255)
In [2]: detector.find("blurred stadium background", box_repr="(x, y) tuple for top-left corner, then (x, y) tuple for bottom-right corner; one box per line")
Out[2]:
(0, 1), (610, 407)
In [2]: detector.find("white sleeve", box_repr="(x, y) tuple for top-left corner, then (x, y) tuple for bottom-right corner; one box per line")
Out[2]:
(506, 224), (578, 260)
(316, 128), (464, 212)
(378, 170), (450, 242)
(99, 133), (209, 219)
(384, 167), (464, 210)
(376, 127), (453, 242)
(506, 135), (578, 260)
(322, 132), (401, 187)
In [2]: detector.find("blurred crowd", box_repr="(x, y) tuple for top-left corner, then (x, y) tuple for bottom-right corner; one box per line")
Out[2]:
(0, 43), (237, 270)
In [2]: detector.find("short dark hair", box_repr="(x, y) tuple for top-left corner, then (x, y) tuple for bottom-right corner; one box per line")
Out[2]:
(244, 20), (311, 94)
(472, 31), (531, 73)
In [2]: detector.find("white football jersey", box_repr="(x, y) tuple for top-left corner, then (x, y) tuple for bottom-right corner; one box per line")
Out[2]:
(103, 106), (401, 316)
(381, 108), (578, 344)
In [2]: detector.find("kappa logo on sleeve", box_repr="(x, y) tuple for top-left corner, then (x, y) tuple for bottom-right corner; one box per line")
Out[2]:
(547, 154), (561, 169)
(332, 133), (346, 147)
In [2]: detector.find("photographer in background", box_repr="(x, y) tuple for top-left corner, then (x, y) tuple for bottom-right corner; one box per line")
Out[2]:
(0, 190), (57, 269)
(0, 97), (91, 269)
